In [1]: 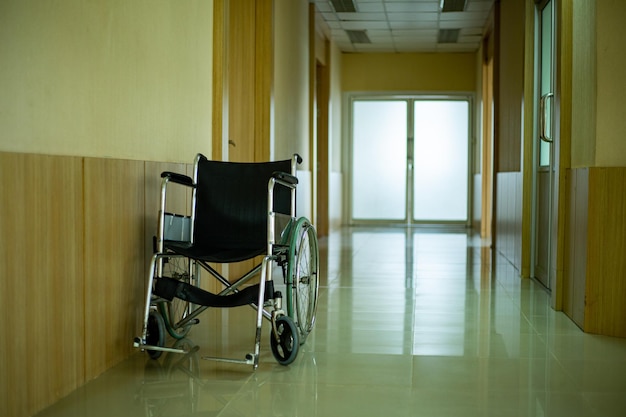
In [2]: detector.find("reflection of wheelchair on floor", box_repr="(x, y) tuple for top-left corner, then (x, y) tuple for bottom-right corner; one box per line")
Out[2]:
(139, 339), (201, 417)
(134, 154), (320, 368)
(138, 339), (319, 417)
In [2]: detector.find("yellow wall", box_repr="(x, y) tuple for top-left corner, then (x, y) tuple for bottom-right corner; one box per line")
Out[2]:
(0, 2), (214, 415)
(570, 0), (626, 168)
(341, 52), (476, 92)
(274, 0), (310, 169)
(0, 0), (213, 162)
(563, 0), (626, 337)
(570, 0), (596, 167)
(329, 39), (343, 228)
(595, 0), (626, 166)
(330, 42), (343, 173)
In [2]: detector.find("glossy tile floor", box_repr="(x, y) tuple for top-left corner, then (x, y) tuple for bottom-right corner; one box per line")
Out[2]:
(36, 227), (626, 417)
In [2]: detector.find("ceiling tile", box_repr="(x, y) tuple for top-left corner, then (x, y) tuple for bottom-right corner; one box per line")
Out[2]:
(439, 11), (488, 21)
(389, 20), (438, 30)
(340, 21), (390, 30)
(439, 19), (485, 29)
(356, 3), (386, 12)
(384, 2), (439, 13)
(336, 12), (387, 21)
(315, 0), (495, 53)
(387, 12), (439, 22)
(392, 28), (438, 36)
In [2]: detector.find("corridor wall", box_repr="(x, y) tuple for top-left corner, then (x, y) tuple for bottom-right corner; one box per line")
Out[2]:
(0, 1), (213, 415)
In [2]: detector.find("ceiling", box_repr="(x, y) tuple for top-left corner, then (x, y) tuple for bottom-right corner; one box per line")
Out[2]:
(312, 0), (495, 53)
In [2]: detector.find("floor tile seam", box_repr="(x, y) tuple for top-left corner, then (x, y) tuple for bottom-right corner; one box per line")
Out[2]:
(527, 351), (589, 394)
(407, 384), (593, 396)
(547, 355), (607, 394)
(556, 356), (626, 364)
(407, 386), (594, 395)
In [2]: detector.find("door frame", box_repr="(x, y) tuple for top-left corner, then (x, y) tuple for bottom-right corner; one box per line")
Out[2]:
(530, 0), (559, 292)
(345, 92), (474, 227)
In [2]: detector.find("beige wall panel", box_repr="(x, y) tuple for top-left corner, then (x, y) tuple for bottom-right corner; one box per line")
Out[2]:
(0, 0), (213, 162)
(585, 168), (626, 337)
(595, 0), (626, 166)
(274, 0), (311, 166)
(83, 158), (145, 379)
(328, 41), (343, 228)
(329, 42), (342, 173)
(570, 0), (596, 167)
(341, 53), (476, 92)
(0, 152), (84, 417)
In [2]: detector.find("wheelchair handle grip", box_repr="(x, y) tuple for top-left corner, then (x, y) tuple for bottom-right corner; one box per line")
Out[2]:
(161, 171), (194, 187)
(294, 154), (303, 164)
(272, 171), (298, 185)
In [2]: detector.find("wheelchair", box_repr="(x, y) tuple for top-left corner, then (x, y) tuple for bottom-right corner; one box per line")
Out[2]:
(134, 154), (320, 368)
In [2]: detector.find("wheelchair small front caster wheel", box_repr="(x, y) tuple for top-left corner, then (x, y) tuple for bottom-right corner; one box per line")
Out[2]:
(146, 310), (166, 359)
(270, 316), (299, 366)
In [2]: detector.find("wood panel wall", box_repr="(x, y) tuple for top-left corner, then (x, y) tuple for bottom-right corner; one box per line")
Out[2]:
(83, 158), (146, 380)
(565, 167), (626, 337)
(565, 168), (588, 328)
(0, 151), (194, 417)
(0, 153), (85, 417)
(495, 172), (523, 271)
(492, 0), (524, 272)
(585, 168), (626, 336)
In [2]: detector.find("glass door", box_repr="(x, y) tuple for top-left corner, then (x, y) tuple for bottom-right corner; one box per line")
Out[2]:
(413, 100), (469, 222)
(350, 97), (470, 225)
(351, 100), (408, 221)
(533, 0), (556, 290)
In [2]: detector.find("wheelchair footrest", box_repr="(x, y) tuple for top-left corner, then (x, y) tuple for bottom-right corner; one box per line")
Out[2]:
(155, 277), (274, 308)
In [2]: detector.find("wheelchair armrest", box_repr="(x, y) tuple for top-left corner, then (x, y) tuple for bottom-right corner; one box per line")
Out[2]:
(161, 171), (194, 187)
(272, 171), (298, 186)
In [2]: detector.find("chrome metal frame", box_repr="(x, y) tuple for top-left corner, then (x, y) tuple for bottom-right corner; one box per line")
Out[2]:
(134, 154), (301, 369)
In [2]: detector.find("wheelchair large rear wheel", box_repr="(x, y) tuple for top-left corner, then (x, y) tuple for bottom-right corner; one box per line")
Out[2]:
(286, 218), (319, 343)
(158, 255), (194, 339)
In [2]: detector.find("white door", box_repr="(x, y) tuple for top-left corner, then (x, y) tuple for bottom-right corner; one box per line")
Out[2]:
(351, 97), (470, 225)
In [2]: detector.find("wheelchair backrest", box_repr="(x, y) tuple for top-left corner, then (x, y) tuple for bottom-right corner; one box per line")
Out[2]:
(193, 156), (292, 251)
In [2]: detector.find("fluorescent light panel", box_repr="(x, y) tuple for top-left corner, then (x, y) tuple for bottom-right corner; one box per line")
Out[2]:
(441, 0), (467, 13)
(346, 30), (371, 44)
(330, 0), (357, 13)
(438, 28), (461, 43)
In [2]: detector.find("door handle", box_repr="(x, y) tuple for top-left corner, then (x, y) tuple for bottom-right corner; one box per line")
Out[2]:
(539, 92), (554, 143)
